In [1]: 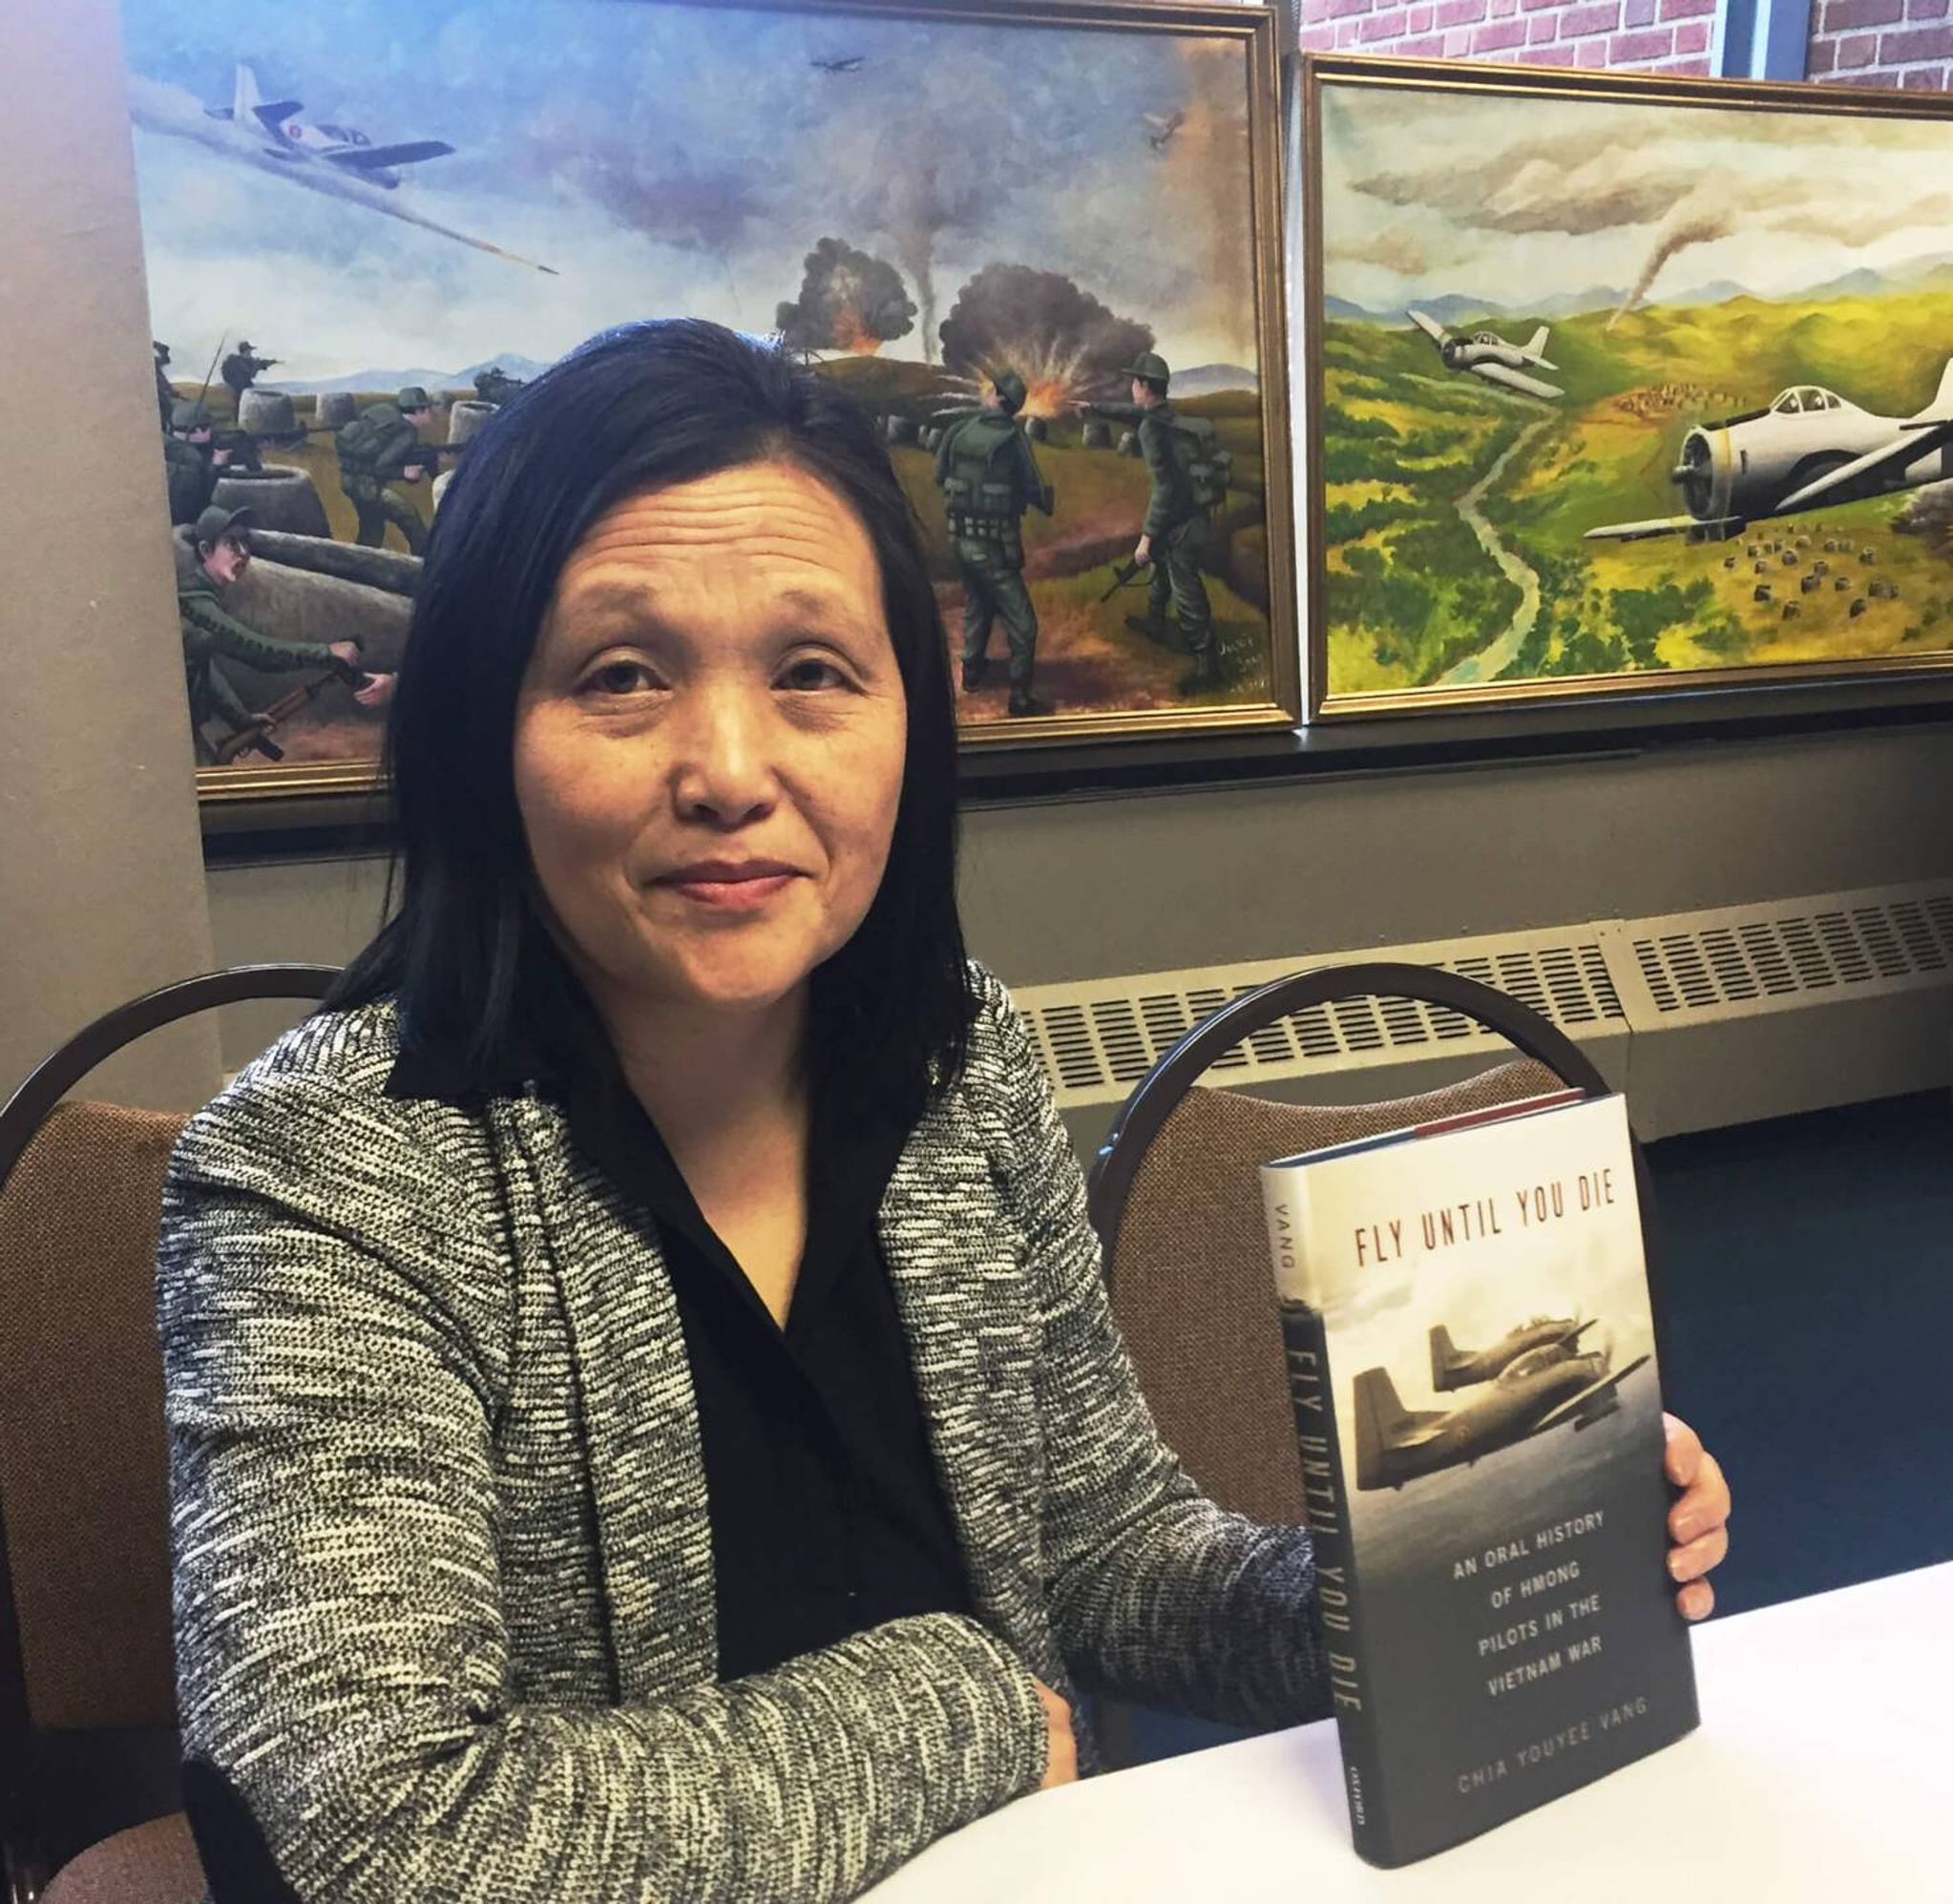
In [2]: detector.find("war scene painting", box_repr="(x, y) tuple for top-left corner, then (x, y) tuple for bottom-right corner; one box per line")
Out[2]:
(125, 0), (1294, 800)
(1305, 60), (1953, 715)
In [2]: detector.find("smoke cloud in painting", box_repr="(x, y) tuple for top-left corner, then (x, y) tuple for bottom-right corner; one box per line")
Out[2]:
(1607, 213), (1729, 328)
(528, 120), (765, 256)
(1349, 132), (1686, 237)
(937, 263), (1154, 413)
(874, 161), (984, 366)
(1348, 118), (1953, 318)
(1158, 43), (1255, 358)
(775, 238), (916, 353)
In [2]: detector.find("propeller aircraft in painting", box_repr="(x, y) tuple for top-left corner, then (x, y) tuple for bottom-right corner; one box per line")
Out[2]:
(203, 63), (454, 187)
(1407, 307), (1564, 401)
(1587, 361), (1953, 542)
(127, 62), (557, 273)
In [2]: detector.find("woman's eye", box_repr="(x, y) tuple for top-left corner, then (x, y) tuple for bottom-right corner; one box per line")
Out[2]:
(780, 656), (851, 692)
(585, 659), (657, 696)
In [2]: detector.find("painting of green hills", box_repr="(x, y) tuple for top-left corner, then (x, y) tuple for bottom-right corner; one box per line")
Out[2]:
(1307, 60), (1953, 713)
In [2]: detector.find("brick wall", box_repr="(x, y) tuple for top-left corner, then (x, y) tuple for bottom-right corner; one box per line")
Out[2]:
(1298, 0), (1953, 84)
(1295, 0), (1716, 73)
(1807, 0), (1953, 89)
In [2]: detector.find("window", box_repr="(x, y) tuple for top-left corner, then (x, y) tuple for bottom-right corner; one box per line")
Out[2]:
(1712, 0), (1814, 79)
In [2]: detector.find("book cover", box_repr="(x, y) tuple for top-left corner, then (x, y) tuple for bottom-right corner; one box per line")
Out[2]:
(1262, 1093), (1699, 1866)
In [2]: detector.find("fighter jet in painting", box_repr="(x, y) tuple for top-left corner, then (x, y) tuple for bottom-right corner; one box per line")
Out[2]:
(202, 64), (453, 187)
(1144, 110), (1186, 152)
(126, 64), (557, 274)
(1354, 1329), (1647, 1491)
(1408, 308), (1563, 401)
(811, 54), (868, 73)
(1587, 361), (1953, 542)
(1429, 1317), (1592, 1391)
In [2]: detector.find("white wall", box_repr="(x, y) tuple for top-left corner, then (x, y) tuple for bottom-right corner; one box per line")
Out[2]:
(0, 0), (220, 1110)
(206, 721), (1953, 1100)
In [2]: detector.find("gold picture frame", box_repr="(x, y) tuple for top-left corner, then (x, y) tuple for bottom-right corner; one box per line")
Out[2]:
(125, 0), (1301, 818)
(1301, 54), (1953, 719)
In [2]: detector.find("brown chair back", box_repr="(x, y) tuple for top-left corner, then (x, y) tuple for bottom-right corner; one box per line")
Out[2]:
(1108, 1060), (1561, 1526)
(0, 965), (339, 1897)
(0, 1103), (187, 1736)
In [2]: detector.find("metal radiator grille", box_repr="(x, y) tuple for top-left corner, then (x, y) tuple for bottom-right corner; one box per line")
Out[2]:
(1013, 881), (1953, 1109)
(1627, 890), (1953, 1017)
(1017, 931), (1623, 1105)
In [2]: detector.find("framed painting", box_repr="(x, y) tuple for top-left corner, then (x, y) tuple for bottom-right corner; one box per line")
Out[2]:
(123, 0), (1300, 812)
(1301, 55), (1953, 718)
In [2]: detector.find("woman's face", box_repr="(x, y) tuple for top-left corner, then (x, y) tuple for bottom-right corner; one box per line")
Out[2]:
(514, 458), (908, 1029)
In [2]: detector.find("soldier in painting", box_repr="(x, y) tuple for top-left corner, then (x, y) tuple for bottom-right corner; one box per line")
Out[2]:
(154, 341), (178, 429)
(934, 367), (1055, 717)
(174, 504), (386, 764)
(335, 387), (436, 553)
(1085, 351), (1227, 695)
(164, 399), (220, 527)
(220, 340), (281, 414)
(473, 365), (526, 407)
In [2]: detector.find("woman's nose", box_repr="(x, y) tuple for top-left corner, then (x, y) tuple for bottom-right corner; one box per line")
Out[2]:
(669, 680), (777, 826)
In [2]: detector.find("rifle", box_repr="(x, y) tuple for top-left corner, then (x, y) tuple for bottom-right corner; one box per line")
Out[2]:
(213, 660), (365, 765)
(210, 429), (262, 473)
(196, 333), (227, 409)
(1098, 556), (1147, 603)
(395, 441), (462, 483)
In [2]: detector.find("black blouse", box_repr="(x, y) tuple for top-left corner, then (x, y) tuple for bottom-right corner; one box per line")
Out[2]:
(385, 957), (975, 1682)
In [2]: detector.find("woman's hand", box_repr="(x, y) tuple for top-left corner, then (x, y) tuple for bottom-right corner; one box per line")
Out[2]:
(1032, 1677), (1078, 1789)
(1663, 1412), (1731, 1622)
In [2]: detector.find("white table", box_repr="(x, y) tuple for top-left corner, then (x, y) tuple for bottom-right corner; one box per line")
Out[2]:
(865, 1560), (1953, 1902)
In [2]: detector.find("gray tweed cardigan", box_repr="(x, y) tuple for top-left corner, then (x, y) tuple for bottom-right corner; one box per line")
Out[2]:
(158, 965), (1329, 1902)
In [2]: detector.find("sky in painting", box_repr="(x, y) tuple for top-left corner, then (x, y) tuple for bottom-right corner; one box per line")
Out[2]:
(1320, 82), (1953, 313)
(122, 0), (1261, 381)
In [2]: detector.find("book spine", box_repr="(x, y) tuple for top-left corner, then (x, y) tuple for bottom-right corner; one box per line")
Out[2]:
(1263, 1173), (1392, 1863)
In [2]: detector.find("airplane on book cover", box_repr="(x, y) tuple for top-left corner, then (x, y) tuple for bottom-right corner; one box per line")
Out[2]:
(1354, 1323), (1648, 1491)
(1429, 1316), (1587, 1391)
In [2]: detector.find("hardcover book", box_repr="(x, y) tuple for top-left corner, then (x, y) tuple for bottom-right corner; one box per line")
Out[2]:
(1261, 1091), (1698, 1866)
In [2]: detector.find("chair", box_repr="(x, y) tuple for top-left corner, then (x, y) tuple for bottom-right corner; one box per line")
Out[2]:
(0, 967), (340, 1904)
(1085, 964), (1666, 1726)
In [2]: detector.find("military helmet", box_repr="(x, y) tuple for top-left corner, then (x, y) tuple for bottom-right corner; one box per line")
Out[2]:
(236, 340), (255, 353)
(193, 503), (255, 549)
(153, 340), (170, 362)
(990, 367), (1028, 413)
(171, 399), (215, 433)
(396, 385), (433, 411)
(1121, 350), (1171, 389)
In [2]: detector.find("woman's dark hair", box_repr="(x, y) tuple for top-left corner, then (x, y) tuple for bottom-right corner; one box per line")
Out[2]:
(330, 319), (973, 1118)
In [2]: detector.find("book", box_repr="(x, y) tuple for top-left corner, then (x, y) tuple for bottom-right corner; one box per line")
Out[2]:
(1261, 1091), (1699, 1867)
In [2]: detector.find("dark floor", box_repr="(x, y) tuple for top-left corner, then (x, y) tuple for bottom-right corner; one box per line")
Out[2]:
(1121, 1088), (1953, 1763)
(1646, 1088), (1953, 1615)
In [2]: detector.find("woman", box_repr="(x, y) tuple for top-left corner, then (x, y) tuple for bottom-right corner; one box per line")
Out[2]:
(158, 321), (1729, 1903)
